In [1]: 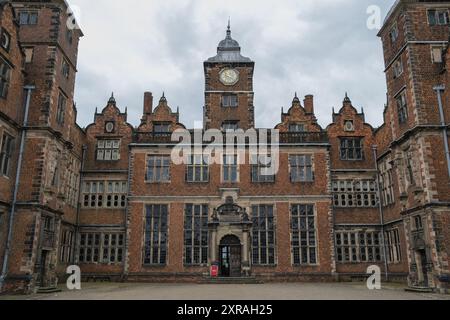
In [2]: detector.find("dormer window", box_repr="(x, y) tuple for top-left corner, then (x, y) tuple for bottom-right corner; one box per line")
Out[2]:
(340, 138), (363, 160)
(222, 121), (239, 131)
(289, 123), (306, 132)
(96, 140), (120, 161)
(428, 9), (449, 26)
(153, 123), (170, 135)
(221, 94), (238, 108)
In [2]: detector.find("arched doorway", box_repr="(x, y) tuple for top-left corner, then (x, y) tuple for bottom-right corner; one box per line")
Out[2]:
(219, 235), (241, 277)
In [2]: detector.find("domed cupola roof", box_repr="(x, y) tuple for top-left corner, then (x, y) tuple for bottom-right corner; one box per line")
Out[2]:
(218, 23), (240, 50)
(206, 21), (252, 63)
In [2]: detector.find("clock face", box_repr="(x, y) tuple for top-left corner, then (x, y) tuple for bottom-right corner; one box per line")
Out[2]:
(219, 68), (239, 85)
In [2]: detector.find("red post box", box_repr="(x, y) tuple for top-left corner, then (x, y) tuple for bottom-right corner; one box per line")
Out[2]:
(210, 265), (219, 277)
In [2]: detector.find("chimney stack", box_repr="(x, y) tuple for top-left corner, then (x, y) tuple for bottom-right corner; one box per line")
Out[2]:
(143, 92), (153, 114)
(304, 95), (314, 114)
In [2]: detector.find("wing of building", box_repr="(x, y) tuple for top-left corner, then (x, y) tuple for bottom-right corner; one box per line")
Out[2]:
(0, 0), (449, 294)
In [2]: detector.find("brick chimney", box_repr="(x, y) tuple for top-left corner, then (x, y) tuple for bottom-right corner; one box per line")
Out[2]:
(303, 95), (314, 114)
(143, 92), (153, 114)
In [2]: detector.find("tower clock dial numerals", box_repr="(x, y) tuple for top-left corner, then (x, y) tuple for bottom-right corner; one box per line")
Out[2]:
(220, 68), (239, 85)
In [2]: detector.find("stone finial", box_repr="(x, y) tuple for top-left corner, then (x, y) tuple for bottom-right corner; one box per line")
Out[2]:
(108, 92), (116, 105)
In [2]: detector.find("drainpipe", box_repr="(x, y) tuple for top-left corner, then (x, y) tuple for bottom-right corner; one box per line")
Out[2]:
(0, 85), (35, 292)
(372, 145), (389, 282)
(433, 85), (450, 179)
(73, 145), (87, 264)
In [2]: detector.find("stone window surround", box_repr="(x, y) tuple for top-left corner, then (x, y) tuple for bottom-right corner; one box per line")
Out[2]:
(82, 180), (127, 209)
(335, 229), (383, 263)
(59, 228), (74, 263)
(395, 89), (408, 124)
(339, 137), (364, 161)
(145, 154), (171, 183)
(0, 130), (14, 177)
(332, 179), (378, 208)
(221, 154), (239, 183)
(186, 154), (210, 183)
(18, 11), (38, 25)
(288, 154), (314, 183)
(251, 204), (277, 266)
(290, 204), (318, 266)
(0, 57), (11, 99)
(143, 204), (169, 266)
(183, 204), (209, 266)
(385, 228), (402, 264)
(78, 232), (124, 265)
(393, 57), (403, 78)
(427, 8), (449, 26)
(96, 139), (121, 161)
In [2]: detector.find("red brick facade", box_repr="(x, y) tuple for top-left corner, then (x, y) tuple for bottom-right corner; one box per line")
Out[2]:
(0, 0), (449, 294)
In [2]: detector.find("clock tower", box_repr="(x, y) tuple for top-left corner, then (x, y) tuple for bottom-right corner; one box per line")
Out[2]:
(203, 23), (255, 130)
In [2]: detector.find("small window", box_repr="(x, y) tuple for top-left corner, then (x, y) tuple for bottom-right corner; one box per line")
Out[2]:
(0, 133), (14, 177)
(0, 58), (11, 99)
(393, 58), (403, 78)
(0, 28), (11, 52)
(221, 94), (238, 107)
(289, 155), (313, 182)
(186, 155), (209, 183)
(289, 123), (306, 132)
(146, 155), (170, 182)
(389, 24), (399, 43)
(96, 140), (120, 161)
(396, 91), (408, 124)
(251, 154), (275, 183)
(56, 93), (67, 125)
(340, 138), (363, 160)
(414, 216), (423, 231)
(62, 59), (70, 78)
(222, 154), (238, 183)
(222, 121), (239, 131)
(19, 11), (38, 25)
(153, 123), (170, 135)
(24, 48), (34, 63)
(428, 9), (449, 26)
(431, 46), (444, 63)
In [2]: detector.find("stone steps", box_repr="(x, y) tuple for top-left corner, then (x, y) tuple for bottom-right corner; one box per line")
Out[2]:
(200, 276), (263, 284)
(404, 286), (434, 293)
(37, 286), (62, 294)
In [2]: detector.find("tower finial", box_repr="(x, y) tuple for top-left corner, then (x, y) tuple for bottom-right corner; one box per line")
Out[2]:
(226, 17), (231, 37)
(343, 92), (351, 104)
(108, 92), (116, 104)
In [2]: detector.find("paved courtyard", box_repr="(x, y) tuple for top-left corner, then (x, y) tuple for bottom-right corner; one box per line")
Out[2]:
(1, 282), (449, 300)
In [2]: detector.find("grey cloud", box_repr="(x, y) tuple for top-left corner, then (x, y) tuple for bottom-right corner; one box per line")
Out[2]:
(69, 0), (395, 129)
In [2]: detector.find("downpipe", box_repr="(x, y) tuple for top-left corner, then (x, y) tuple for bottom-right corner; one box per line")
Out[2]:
(0, 85), (35, 292)
(372, 145), (389, 282)
(433, 85), (450, 179)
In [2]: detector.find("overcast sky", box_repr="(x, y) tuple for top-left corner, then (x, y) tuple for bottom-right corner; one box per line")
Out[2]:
(67, 0), (395, 129)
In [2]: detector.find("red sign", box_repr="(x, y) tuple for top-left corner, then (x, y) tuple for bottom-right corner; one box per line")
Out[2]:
(210, 265), (219, 277)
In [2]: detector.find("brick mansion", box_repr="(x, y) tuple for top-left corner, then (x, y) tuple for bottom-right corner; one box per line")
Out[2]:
(0, 0), (449, 294)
